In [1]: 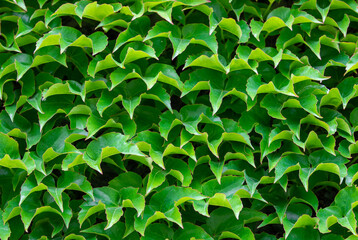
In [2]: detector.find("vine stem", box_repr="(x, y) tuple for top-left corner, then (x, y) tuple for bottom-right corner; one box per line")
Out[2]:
(263, 1), (274, 19)
(347, 155), (358, 168)
(263, 1), (274, 41)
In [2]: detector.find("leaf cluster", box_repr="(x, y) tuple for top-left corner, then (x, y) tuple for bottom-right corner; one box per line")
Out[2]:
(1, 0), (358, 239)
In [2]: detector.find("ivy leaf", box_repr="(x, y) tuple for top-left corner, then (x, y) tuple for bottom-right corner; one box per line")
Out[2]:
(84, 132), (145, 173)
(0, 53), (33, 80)
(337, 77), (358, 109)
(318, 186), (358, 235)
(282, 204), (318, 237)
(113, 16), (150, 52)
(81, 222), (125, 239)
(144, 63), (182, 90)
(202, 208), (255, 240)
(202, 176), (245, 219)
(21, 192), (72, 231)
(78, 187), (122, 228)
(142, 223), (174, 240)
(263, 7), (294, 33)
(184, 53), (230, 73)
(173, 24), (218, 59)
(174, 222), (213, 240)
(0, 210), (11, 240)
(35, 27), (108, 55)
(81, 2), (116, 21)
(135, 186), (205, 235)
(133, 131), (165, 169)
(119, 42), (158, 67)
(36, 126), (85, 162)
(46, 171), (94, 212)
(291, 66), (330, 83)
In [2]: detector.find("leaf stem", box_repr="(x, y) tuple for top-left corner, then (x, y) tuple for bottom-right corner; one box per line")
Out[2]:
(185, 8), (195, 19)
(263, 1), (274, 19)
(347, 155), (358, 168)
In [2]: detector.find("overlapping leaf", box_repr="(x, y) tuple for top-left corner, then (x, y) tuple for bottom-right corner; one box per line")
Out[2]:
(0, 0), (358, 239)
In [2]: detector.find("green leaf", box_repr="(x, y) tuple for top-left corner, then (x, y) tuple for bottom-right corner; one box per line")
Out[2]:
(0, 210), (11, 240)
(113, 16), (150, 52)
(345, 53), (358, 74)
(109, 172), (142, 190)
(120, 42), (158, 67)
(145, 20), (180, 41)
(32, 46), (67, 68)
(46, 171), (94, 212)
(337, 77), (358, 109)
(202, 176), (245, 218)
(1, 1), (358, 238)
(81, 2), (116, 21)
(134, 131), (165, 169)
(86, 112), (123, 138)
(144, 63), (182, 90)
(84, 133), (145, 173)
(36, 126), (85, 161)
(78, 187), (121, 228)
(21, 192), (72, 231)
(0, 53), (32, 80)
(35, 27), (108, 55)
(174, 24), (218, 59)
(120, 187), (145, 217)
(286, 227), (320, 240)
(142, 223), (174, 240)
(246, 74), (297, 100)
(219, 18), (242, 38)
(135, 186), (205, 235)
(174, 222), (213, 240)
(109, 64), (141, 90)
(81, 221), (125, 239)
(208, 70), (228, 114)
(318, 186), (358, 234)
(282, 204), (317, 237)
(291, 66), (330, 83)
(184, 53), (230, 73)
(264, 7), (294, 33)
(0, 132), (21, 167)
(203, 208), (256, 240)
(346, 164), (358, 186)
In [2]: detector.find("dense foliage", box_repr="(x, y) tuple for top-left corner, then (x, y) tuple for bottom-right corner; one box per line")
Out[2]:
(1, 0), (358, 239)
